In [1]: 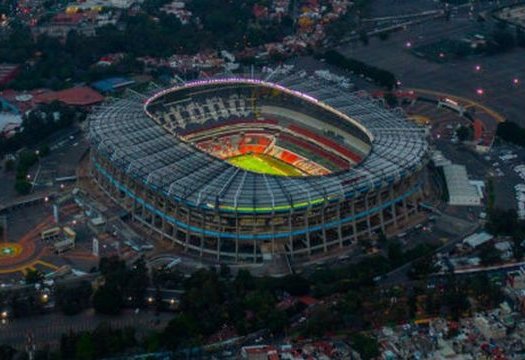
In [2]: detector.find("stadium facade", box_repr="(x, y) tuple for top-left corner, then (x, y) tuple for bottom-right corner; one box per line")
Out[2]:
(89, 72), (429, 263)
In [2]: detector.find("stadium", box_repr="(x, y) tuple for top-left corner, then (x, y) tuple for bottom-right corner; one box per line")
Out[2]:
(88, 71), (429, 264)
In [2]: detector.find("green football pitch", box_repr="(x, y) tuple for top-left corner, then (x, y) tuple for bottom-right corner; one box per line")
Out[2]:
(227, 153), (303, 176)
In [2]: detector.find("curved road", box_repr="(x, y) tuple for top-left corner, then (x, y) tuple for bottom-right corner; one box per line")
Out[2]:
(409, 88), (506, 123)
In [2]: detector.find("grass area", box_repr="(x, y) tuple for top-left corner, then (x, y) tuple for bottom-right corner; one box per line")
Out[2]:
(227, 153), (304, 176)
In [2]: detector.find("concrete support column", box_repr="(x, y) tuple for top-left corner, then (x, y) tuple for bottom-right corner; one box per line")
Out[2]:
(337, 203), (343, 247)
(305, 213), (311, 256)
(199, 213), (205, 257)
(403, 198), (409, 223)
(377, 192), (385, 232)
(184, 211), (190, 252)
(322, 207), (328, 252)
(288, 213), (294, 260)
(253, 239), (257, 263)
(390, 187), (398, 227)
(351, 201), (358, 242)
(160, 202), (167, 242)
(365, 195), (372, 237)
(235, 214), (239, 262)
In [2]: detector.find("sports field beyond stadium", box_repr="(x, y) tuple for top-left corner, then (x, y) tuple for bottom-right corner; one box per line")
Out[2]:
(227, 153), (304, 176)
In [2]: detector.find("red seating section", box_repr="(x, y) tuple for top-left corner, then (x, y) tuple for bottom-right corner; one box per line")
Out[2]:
(279, 133), (349, 169)
(191, 120), (359, 172)
(280, 150), (299, 164)
(287, 125), (361, 163)
(238, 135), (272, 154)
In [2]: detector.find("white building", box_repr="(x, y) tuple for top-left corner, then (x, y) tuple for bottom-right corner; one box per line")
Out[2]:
(463, 232), (493, 249)
(443, 164), (481, 206)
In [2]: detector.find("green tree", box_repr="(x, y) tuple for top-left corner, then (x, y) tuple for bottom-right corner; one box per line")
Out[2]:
(350, 333), (380, 360)
(75, 333), (95, 360)
(496, 121), (525, 147)
(25, 269), (43, 284)
(383, 92), (398, 108)
(479, 243), (500, 266)
(162, 314), (201, 350)
(56, 281), (93, 315)
(359, 31), (369, 46)
(15, 179), (31, 195)
(387, 240), (403, 267)
(4, 159), (14, 172)
(456, 125), (473, 142)
(93, 285), (122, 315)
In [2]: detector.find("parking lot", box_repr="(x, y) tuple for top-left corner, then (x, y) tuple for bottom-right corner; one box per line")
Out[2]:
(336, 14), (525, 127)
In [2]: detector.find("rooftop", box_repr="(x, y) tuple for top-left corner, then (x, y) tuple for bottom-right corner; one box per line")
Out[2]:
(34, 86), (104, 106)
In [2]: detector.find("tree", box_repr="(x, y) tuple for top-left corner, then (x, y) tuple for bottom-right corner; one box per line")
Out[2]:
(378, 31), (390, 41)
(479, 243), (500, 266)
(496, 121), (525, 147)
(350, 333), (380, 360)
(75, 333), (95, 360)
(0, 344), (17, 360)
(359, 31), (369, 46)
(387, 240), (403, 267)
(93, 285), (122, 315)
(383, 92), (398, 108)
(456, 125), (473, 142)
(4, 159), (14, 172)
(219, 263), (231, 279)
(125, 256), (149, 308)
(15, 179), (31, 195)
(56, 281), (93, 315)
(162, 314), (201, 350)
(266, 309), (287, 334)
(512, 235), (524, 261)
(25, 269), (43, 284)
(279, 274), (310, 296)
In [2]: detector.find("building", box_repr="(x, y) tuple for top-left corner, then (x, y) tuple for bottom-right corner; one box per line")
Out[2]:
(91, 77), (136, 93)
(474, 314), (507, 340)
(0, 112), (22, 138)
(443, 164), (481, 206)
(89, 74), (429, 264)
(34, 86), (105, 107)
(463, 232), (493, 249)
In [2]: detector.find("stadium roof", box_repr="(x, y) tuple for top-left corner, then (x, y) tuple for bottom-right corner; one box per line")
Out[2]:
(89, 74), (429, 213)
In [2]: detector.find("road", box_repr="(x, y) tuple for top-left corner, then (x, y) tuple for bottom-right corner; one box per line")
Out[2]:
(0, 308), (172, 349)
